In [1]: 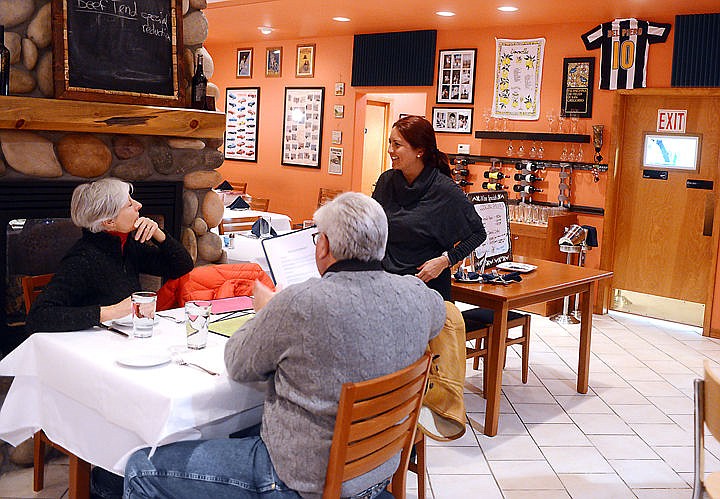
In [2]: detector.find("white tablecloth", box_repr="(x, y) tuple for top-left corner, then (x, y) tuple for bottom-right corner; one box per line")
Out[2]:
(0, 316), (265, 474)
(221, 209), (292, 232)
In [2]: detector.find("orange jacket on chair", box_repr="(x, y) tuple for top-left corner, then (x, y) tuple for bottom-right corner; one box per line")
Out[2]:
(156, 263), (274, 311)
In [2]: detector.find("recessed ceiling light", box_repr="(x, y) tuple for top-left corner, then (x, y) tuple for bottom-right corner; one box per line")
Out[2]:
(333, 16), (351, 22)
(258, 26), (273, 35)
(497, 6), (518, 12)
(436, 11), (456, 17)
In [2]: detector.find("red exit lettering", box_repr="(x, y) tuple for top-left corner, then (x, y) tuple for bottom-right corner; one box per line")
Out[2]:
(657, 109), (687, 133)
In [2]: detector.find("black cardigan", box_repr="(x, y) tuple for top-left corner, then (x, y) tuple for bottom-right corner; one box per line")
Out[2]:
(26, 229), (193, 333)
(372, 166), (486, 298)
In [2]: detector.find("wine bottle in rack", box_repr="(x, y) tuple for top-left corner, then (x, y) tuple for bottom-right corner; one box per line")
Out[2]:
(482, 182), (506, 191)
(513, 185), (544, 194)
(452, 167), (469, 176)
(457, 179), (474, 187)
(483, 171), (506, 180)
(515, 162), (544, 172)
(513, 173), (543, 182)
(454, 157), (468, 166)
(0, 26), (9, 96)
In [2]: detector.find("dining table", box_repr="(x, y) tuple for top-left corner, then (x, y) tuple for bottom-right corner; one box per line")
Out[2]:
(451, 256), (612, 437)
(221, 208), (292, 232)
(0, 310), (265, 498)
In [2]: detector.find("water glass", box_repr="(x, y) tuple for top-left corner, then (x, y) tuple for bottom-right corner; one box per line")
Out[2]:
(131, 291), (156, 338)
(185, 300), (211, 350)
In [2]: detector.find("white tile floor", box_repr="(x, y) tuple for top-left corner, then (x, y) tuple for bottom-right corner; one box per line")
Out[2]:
(1, 310), (718, 498)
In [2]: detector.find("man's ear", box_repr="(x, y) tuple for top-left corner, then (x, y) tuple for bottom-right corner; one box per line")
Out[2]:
(317, 233), (331, 259)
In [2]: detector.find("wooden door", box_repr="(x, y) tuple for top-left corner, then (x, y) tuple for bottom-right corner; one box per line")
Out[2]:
(360, 101), (389, 196)
(609, 90), (720, 328)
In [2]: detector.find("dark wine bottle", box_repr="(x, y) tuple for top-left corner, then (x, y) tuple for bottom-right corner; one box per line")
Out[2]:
(482, 182), (506, 191)
(457, 179), (474, 187)
(483, 171), (506, 180)
(0, 26), (9, 96)
(513, 185), (544, 193)
(454, 157), (468, 166)
(191, 53), (208, 110)
(452, 167), (469, 176)
(515, 162), (543, 171)
(513, 173), (543, 182)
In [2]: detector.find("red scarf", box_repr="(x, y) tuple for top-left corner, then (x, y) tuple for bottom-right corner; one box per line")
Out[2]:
(108, 231), (129, 251)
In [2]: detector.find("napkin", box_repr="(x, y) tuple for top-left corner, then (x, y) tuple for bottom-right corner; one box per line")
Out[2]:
(480, 272), (522, 285)
(215, 180), (234, 191)
(251, 218), (277, 238)
(228, 196), (250, 210)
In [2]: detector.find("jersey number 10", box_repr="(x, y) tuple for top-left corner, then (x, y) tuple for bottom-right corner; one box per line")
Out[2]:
(611, 40), (636, 70)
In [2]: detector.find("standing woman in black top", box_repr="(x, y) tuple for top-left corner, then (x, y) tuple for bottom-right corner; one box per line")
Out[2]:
(372, 115), (487, 300)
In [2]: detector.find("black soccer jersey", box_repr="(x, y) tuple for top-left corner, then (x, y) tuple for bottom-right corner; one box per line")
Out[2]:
(582, 18), (671, 90)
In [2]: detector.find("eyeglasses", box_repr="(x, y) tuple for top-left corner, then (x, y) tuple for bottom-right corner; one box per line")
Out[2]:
(312, 232), (320, 245)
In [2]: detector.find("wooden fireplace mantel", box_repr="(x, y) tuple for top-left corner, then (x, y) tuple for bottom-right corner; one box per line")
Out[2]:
(0, 96), (225, 139)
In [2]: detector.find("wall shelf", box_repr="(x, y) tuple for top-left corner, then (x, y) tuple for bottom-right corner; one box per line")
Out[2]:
(474, 131), (591, 143)
(449, 153), (608, 172)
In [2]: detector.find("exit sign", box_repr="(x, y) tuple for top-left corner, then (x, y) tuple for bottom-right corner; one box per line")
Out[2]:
(657, 109), (687, 133)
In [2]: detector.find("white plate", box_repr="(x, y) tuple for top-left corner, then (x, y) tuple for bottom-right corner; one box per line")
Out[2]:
(113, 315), (160, 327)
(496, 262), (538, 273)
(116, 353), (171, 368)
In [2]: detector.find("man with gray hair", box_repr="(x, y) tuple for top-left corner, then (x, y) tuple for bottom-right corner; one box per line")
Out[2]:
(124, 192), (445, 499)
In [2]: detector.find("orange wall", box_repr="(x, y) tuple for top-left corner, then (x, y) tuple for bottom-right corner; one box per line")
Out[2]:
(206, 13), (678, 266)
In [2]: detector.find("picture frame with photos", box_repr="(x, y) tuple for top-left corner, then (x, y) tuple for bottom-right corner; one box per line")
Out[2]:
(225, 87), (260, 162)
(236, 48), (253, 78)
(437, 48), (477, 104)
(266, 47), (282, 77)
(282, 87), (325, 168)
(296, 44), (316, 77)
(432, 107), (473, 134)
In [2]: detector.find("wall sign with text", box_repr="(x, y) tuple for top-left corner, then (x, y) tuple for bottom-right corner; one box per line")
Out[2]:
(225, 87), (259, 162)
(467, 191), (512, 267)
(561, 57), (594, 118)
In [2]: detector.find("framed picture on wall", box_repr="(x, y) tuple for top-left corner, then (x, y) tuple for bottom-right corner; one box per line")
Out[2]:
(296, 44), (316, 77)
(282, 87), (325, 168)
(432, 107), (473, 134)
(225, 87), (260, 162)
(266, 47), (282, 77)
(561, 57), (595, 118)
(329, 147), (343, 175)
(236, 48), (253, 78)
(437, 49), (476, 104)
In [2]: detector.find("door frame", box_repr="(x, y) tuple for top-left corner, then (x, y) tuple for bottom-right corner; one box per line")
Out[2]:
(599, 88), (720, 336)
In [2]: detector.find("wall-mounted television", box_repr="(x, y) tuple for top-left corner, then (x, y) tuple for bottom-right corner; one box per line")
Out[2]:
(642, 132), (702, 171)
(352, 30), (437, 87)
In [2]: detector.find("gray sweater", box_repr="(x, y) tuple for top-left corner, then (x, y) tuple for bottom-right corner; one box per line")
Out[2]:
(225, 260), (445, 498)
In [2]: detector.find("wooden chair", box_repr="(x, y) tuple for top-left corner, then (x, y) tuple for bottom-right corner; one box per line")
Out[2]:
(249, 197), (270, 211)
(21, 273), (54, 314)
(218, 216), (261, 235)
(693, 360), (720, 499)
(323, 353), (432, 499)
(318, 188), (343, 208)
(21, 274), (92, 498)
(229, 181), (247, 194)
(462, 308), (531, 396)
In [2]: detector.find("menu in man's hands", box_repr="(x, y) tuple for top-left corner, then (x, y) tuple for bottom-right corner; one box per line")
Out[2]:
(261, 227), (320, 288)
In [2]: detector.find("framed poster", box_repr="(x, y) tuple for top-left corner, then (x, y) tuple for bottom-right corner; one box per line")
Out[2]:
(296, 44), (316, 77)
(266, 47), (282, 77)
(282, 87), (325, 168)
(333, 105), (344, 119)
(561, 57), (594, 118)
(225, 87), (259, 162)
(437, 48), (476, 104)
(432, 107), (473, 134)
(51, 0), (184, 106)
(467, 191), (512, 267)
(334, 82), (345, 96)
(236, 48), (253, 78)
(329, 147), (343, 175)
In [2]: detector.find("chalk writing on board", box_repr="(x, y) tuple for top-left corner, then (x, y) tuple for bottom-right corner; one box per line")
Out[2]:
(467, 191), (512, 267)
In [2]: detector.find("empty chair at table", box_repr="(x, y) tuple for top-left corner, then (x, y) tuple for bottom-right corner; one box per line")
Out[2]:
(249, 197), (270, 211)
(693, 360), (720, 499)
(218, 216), (260, 234)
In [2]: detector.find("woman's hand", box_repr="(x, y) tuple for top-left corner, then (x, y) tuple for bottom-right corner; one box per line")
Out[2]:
(416, 256), (449, 283)
(252, 280), (276, 311)
(134, 217), (165, 244)
(99, 296), (133, 323)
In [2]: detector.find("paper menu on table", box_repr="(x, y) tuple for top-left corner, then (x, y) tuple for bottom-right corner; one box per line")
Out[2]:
(261, 228), (321, 289)
(467, 191), (512, 267)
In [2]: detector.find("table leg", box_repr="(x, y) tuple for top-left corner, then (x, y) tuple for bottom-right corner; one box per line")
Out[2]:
(484, 302), (509, 436)
(576, 283), (595, 394)
(69, 454), (91, 499)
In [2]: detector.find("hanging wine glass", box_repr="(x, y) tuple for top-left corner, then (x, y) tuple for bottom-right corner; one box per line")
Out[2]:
(529, 141), (537, 158)
(568, 144), (576, 162)
(482, 108), (492, 130)
(558, 116), (566, 134)
(506, 140), (514, 157)
(576, 145), (584, 162)
(537, 142), (544, 159)
(517, 141), (525, 157)
(546, 111), (555, 132)
(570, 116), (579, 134)
(560, 144), (568, 161)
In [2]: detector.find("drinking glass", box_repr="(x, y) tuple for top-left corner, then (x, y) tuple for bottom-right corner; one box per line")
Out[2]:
(506, 140), (514, 157)
(576, 146), (584, 162)
(560, 144), (568, 161)
(482, 109), (492, 130)
(546, 111), (556, 132)
(185, 300), (211, 350)
(529, 141), (537, 159)
(537, 142), (544, 159)
(568, 144), (577, 162)
(570, 116), (579, 133)
(131, 291), (156, 338)
(517, 142), (525, 158)
(302, 220), (315, 229)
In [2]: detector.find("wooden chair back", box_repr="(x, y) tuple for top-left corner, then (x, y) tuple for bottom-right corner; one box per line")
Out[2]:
(694, 361), (720, 498)
(705, 360), (720, 441)
(318, 188), (343, 208)
(323, 353), (432, 499)
(218, 216), (261, 235)
(229, 182), (247, 194)
(249, 197), (270, 211)
(21, 274), (54, 314)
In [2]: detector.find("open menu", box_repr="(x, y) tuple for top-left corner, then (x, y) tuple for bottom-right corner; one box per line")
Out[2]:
(261, 227), (321, 289)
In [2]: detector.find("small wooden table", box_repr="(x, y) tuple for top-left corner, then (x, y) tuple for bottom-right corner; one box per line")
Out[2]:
(451, 257), (612, 436)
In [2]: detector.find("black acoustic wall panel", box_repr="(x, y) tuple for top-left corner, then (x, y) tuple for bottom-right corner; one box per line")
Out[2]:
(352, 30), (437, 87)
(672, 13), (720, 87)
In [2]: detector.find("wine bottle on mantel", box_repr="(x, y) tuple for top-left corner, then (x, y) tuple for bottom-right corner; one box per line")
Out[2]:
(191, 53), (208, 110)
(0, 26), (10, 96)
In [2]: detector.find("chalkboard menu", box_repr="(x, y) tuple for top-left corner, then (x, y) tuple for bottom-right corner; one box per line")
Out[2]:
(51, 0), (184, 106)
(467, 191), (512, 267)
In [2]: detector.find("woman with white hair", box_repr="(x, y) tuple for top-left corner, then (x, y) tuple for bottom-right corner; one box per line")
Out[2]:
(26, 178), (193, 333)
